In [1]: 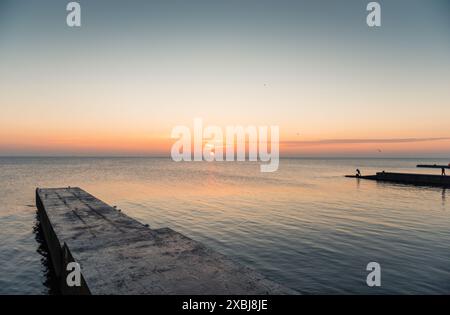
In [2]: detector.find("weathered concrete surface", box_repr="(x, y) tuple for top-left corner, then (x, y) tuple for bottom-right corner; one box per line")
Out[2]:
(36, 187), (296, 295)
(346, 172), (450, 187)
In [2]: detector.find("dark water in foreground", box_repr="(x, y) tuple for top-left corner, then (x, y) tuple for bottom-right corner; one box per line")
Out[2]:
(1, 157), (450, 294)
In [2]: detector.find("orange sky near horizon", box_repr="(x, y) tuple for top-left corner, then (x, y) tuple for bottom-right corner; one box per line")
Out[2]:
(1, 1), (449, 157)
(1, 127), (450, 157)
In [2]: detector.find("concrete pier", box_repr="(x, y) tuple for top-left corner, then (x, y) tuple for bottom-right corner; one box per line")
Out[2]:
(346, 172), (450, 187)
(36, 187), (295, 295)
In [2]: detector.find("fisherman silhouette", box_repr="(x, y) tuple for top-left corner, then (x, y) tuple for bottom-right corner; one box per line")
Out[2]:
(356, 169), (361, 177)
(442, 168), (446, 176)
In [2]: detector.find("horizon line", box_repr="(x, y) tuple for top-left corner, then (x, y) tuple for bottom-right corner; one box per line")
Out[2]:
(0, 155), (449, 160)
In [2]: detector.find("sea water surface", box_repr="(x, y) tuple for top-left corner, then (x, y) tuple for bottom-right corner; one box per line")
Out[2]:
(0, 157), (449, 294)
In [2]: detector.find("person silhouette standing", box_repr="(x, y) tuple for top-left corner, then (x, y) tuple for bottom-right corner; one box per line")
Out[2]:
(442, 168), (446, 176)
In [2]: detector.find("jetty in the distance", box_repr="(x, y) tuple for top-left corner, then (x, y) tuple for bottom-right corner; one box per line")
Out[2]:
(346, 161), (450, 188)
(346, 172), (450, 187)
(417, 164), (450, 169)
(36, 187), (295, 295)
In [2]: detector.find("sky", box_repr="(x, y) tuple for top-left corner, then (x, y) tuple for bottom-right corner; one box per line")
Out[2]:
(1, 0), (449, 157)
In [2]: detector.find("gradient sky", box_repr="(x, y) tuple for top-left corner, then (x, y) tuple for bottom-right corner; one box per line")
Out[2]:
(1, 0), (449, 156)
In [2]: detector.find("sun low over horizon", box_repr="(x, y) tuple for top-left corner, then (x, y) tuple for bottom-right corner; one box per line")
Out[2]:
(1, 0), (449, 158)
(3, 0), (450, 300)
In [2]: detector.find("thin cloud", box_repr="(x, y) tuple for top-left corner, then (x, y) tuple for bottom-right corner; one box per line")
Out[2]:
(282, 137), (450, 146)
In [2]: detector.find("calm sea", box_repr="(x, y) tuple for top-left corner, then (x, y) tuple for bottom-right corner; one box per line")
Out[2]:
(0, 157), (449, 294)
